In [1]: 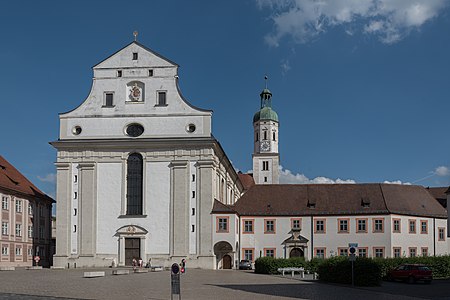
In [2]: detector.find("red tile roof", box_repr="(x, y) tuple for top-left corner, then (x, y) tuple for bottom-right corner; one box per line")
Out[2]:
(0, 155), (54, 203)
(211, 199), (235, 213)
(238, 172), (255, 191)
(231, 184), (446, 218)
(426, 187), (448, 208)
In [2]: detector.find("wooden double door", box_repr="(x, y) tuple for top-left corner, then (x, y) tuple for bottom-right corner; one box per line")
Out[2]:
(125, 238), (141, 266)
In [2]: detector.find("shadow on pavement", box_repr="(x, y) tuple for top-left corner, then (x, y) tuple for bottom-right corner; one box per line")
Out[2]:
(208, 283), (384, 299)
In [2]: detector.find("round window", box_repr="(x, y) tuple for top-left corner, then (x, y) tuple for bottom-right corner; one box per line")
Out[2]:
(72, 126), (82, 135)
(126, 124), (144, 137)
(186, 124), (196, 133)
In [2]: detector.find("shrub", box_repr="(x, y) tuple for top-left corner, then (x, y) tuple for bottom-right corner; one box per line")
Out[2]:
(317, 256), (382, 286)
(255, 257), (307, 274)
(380, 255), (450, 279)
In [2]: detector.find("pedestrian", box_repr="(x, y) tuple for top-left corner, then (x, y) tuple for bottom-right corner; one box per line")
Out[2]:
(145, 258), (152, 268)
(132, 258), (137, 271)
(138, 258), (143, 268)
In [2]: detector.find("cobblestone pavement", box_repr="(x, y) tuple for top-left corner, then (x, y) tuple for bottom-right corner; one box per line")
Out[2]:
(0, 268), (447, 300)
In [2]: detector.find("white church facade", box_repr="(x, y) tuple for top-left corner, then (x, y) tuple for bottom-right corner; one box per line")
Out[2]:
(51, 41), (243, 268)
(52, 40), (449, 270)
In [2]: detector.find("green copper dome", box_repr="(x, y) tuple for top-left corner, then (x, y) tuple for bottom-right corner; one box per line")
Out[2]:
(253, 107), (279, 123)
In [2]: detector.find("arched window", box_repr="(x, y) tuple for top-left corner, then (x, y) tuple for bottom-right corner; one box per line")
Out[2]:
(127, 153), (143, 215)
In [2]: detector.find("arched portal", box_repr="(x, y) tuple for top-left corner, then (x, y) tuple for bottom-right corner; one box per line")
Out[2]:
(222, 255), (232, 269)
(290, 247), (304, 258)
(214, 241), (234, 269)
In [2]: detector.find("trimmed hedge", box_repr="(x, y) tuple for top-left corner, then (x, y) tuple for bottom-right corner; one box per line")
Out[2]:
(255, 255), (450, 286)
(377, 255), (450, 279)
(317, 256), (382, 286)
(255, 257), (306, 274)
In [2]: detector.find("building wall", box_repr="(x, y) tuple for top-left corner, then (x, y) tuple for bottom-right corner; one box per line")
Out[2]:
(0, 192), (52, 267)
(234, 214), (449, 263)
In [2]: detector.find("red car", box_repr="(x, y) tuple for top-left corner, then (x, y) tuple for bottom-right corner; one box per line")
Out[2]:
(387, 264), (432, 283)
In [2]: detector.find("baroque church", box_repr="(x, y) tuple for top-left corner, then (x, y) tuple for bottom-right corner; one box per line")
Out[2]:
(52, 40), (449, 269)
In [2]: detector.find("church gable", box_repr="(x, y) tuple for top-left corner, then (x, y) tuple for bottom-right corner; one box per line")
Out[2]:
(58, 40), (212, 140)
(94, 41), (178, 70)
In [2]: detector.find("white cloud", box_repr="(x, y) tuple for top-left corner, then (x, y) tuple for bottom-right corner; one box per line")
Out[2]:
(279, 166), (356, 184)
(383, 180), (411, 185)
(280, 59), (291, 74)
(37, 173), (56, 184)
(434, 166), (450, 176)
(257, 0), (448, 45)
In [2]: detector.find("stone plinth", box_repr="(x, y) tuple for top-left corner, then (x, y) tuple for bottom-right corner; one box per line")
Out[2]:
(112, 269), (129, 275)
(83, 271), (105, 278)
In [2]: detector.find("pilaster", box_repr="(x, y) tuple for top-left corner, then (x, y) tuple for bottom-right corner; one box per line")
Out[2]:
(170, 160), (189, 256)
(78, 162), (96, 257)
(54, 162), (70, 265)
(197, 160), (216, 257)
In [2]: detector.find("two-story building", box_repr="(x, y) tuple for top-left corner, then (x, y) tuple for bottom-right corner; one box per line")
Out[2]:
(0, 156), (54, 267)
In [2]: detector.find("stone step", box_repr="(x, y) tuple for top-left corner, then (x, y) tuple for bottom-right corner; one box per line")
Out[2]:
(50, 266), (65, 270)
(112, 269), (130, 275)
(26, 266), (43, 270)
(83, 271), (105, 278)
(0, 267), (15, 271)
(150, 266), (164, 272)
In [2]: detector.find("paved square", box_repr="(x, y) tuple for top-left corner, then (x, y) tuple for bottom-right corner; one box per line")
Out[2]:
(0, 268), (445, 299)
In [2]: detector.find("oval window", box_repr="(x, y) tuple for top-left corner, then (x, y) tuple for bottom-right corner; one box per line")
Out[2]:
(186, 124), (196, 133)
(72, 126), (82, 135)
(126, 124), (144, 137)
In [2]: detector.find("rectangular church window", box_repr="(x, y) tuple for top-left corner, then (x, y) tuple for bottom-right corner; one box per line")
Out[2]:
(157, 91), (167, 106)
(132, 52), (138, 60)
(148, 69), (153, 76)
(117, 70), (122, 77)
(105, 93), (114, 107)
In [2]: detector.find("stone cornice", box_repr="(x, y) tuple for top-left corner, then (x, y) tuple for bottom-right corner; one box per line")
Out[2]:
(50, 137), (216, 150)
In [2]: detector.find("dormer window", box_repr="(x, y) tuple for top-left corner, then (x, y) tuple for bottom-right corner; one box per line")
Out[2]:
(132, 53), (138, 60)
(361, 198), (370, 208)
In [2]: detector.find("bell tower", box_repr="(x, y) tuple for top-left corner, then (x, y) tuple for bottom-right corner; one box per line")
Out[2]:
(252, 77), (280, 184)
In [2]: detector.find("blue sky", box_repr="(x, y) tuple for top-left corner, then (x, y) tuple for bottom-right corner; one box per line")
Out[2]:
(1, 0), (450, 201)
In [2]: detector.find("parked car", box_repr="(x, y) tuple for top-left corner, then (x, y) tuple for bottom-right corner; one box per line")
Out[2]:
(239, 260), (252, 270)
(387, 264), (432, 283)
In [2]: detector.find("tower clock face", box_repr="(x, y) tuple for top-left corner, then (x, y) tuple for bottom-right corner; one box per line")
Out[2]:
(260, 141), (271, 152)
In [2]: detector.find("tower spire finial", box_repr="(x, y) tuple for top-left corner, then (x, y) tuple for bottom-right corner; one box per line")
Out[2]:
(264, 75), (268, 89)
(133, 31), (138, 42)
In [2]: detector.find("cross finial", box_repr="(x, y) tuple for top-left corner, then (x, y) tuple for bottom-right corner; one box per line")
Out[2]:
(133, 31), (138, 41)
(264, 75), (268, 89)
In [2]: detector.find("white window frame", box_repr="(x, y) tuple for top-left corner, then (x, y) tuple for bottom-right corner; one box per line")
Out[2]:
(1, 222), (8, 235)
(1, 196), (8, 210)
(15, 200), (22, 213)
(15, 224), (22, 237)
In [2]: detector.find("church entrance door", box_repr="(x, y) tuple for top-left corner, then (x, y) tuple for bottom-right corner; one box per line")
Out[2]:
(222, 255), (232, 269)
(125, 238), (140, 266)
(290, 248), (304, 258)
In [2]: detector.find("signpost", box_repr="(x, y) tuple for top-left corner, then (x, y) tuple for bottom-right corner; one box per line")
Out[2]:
(348, 243), (358, 287)
(171, 263), (181, 300)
